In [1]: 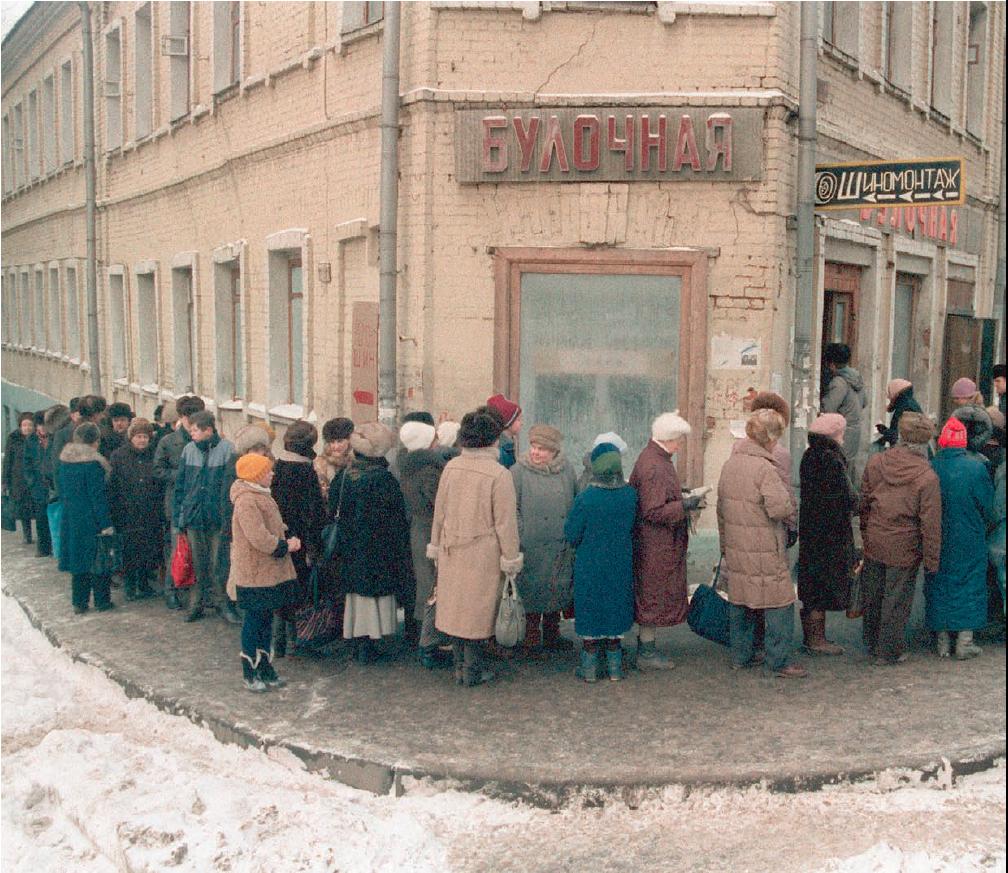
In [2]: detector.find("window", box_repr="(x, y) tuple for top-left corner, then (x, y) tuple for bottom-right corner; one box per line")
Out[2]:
(12, 103), (25, 188)
(134, 3), (153, 140)
(48, 266), (61, 354)
(884, 1), (912, 92)
(60, 60), (74, 164)
(33, 269), (44, 348)
(214, 258), (244, 401)
(966, 2), (987, 135)
(135, 268), (158, 386)
(109, 271), (128, 379)
(266, 245), (305, 409)
(213, 1), (242, 93)
(105, 26), (123, 150)
(342, 1), (384, 34)
(171, 266), (195, 392)
(42, 75), (56, 173)
(822, 2), (859, 59)
(930, 2), (954, 118)
(27, 90), (39, 179)
(19, 270), (30, 344)
(166, 2), (191, 121)
(891, 275), (918, 381)
(1, 275), (9, 343)
(2, 114), (11, 194)
(65, 264), (81, 360)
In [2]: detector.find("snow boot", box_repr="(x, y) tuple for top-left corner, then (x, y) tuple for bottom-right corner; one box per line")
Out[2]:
(803, 611), (844, 655)
(220, 601), (242, 625)
(936, 631), (952, 658)
(451, 640), (465, 685)
(123, 576), (138, 601)
(575, 645), (599, 683)
(165, 590), (182, 610)
(257, 654), (287, 688)
(462, 641), (494, 687)
(954, 630), (982, 660)
(242, 658), (267, 692)
(605, 643), (624, 681)
(637, 640), (674, 670)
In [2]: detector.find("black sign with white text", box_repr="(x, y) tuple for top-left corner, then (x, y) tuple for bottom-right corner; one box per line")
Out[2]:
(815, 158), (963, 210)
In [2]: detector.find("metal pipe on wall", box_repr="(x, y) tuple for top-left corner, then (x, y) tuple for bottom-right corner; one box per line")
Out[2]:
(790, 0), (818, 478)
(377, 2), (402, 427)
(79, 1), (101, 394)
(994, 112), (1006, 356)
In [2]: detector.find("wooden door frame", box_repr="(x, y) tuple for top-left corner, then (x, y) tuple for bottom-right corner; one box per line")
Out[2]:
(491, 246), (708, 487)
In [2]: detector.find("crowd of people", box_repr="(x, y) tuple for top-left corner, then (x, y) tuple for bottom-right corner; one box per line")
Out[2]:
(2, 359), (1005, 692)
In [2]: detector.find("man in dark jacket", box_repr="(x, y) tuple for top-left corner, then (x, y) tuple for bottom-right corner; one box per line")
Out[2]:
(859, 412), (942, 665)
(100, 402), (134, 458)
(173, 409), (237, 623)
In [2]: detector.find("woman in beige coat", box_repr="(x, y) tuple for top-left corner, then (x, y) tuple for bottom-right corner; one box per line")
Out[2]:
(428, 407), (523, 686)
(716, 409), (807, 678)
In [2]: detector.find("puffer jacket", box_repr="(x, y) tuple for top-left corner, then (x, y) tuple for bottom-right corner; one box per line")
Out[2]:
(172, 433), (236, 531)
(716, 438), (795, 609)
(859, 445), (942, 572)
(225, 479), (296, 600)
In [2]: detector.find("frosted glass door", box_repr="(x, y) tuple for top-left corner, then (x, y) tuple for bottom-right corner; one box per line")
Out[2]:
(518, 272), (681, 465)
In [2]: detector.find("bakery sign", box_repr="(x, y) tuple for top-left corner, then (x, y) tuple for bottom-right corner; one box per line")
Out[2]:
(455, 107), (764, 183)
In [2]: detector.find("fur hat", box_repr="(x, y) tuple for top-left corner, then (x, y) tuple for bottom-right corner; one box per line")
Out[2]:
(808, 412), (846, 444)
(592, 431), (628, 453)
(751, 392), (790, 426)
(886, 379), (913, 402)
(108, 402), (134, 421)
(236, 453), (273, 482)
(937, 416), (967, 449)
(436, 420), (461, 448)
(897, 411), (933, 446)
(486, 394), (521, 428)
(402, 410), (436, 427)
(127, 418), (154, 439)
(283, 420), (318, 457)
(350, 422), (396, 458)
(399, 421), (436, 452)
(233, 422), (273, 455)
(459, 408), (504, 448)
(651, 411), (691, 441)
(44, 404), (71, 434)
(951, 377), (979, 400)
(528, 424), (562, 453)
(73, 422), (101, 445)
(322, 417), (354, 442)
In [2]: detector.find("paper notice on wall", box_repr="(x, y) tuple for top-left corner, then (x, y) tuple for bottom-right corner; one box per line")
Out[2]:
(712, 334), (760, 369)
(350, 302), (379, 423)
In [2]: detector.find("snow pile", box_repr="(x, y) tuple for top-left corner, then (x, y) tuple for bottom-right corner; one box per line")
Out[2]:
(818, 842), (1007, 873)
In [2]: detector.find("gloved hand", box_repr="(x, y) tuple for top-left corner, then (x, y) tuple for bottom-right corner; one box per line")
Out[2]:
(681, 494), (704, 513)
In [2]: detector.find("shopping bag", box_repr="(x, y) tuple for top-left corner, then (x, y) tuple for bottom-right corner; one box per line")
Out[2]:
(2, 494), (18, 531)
(495, 573), (526, 648)
(47, 501), (63, 559)
(171, 532), (196, 589)
(687, 561), (731, 646)
(846, 563), (864, 619)
(549, 543), (575, 612)
(419, 587), (449, 649)
(90, 532), (122, 576)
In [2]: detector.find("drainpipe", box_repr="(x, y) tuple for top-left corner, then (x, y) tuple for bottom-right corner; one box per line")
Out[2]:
(994, 113), (1006, 357)
(80, 2), (102, 394)
(377, 2), (401, 428)
(789, 1), (818, 481)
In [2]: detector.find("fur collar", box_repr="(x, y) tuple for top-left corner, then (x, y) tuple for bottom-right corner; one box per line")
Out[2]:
(275, 449), (312, 465)
(59, 441), (111, 473)
(518, 452), (568, 475)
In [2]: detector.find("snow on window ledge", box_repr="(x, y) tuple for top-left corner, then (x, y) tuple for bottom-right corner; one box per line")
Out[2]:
(267, 403), (307, 422)
(217, 399), (244, 411)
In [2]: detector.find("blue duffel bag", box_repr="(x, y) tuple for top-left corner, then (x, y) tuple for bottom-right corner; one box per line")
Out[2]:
(687, 560), (730, 646)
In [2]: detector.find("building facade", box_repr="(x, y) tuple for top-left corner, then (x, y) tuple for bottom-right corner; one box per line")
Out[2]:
(2, 1), (1005, 503)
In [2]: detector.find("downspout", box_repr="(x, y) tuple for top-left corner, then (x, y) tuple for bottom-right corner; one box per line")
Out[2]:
(994, 112), (1006, 356)
(790, 1), (818, 479)
(79, 1), (102, 394)
(377, 2), (402, 427)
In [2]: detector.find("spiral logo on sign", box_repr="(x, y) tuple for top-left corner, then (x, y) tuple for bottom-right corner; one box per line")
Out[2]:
(816, 172), (838, 203)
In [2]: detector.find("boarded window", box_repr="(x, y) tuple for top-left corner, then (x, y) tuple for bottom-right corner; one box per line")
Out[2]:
(60, 60), (74, 164)
(167, 2), (191, 121)
(966, 2), (987, 135)
(172, 267), (195, 391)
(65, 265), (81, 360)
(890, 275), (918, 381)
(48, 266), (61, 353)
(42, 76), (56, 173)
(109, 272), (128, 379)
(134, 3), (153, 140)
(136, 269), (159, 385)
(105, 27), (123, 150)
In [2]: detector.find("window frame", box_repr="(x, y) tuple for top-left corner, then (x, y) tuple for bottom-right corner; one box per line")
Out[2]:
(104, 21), (124, 152)
(134, 2), (154, 141)
(41, 73), (56, 174)
(59, 58), (75, 165)
(26, 88), (39, 180)
(64, 261), (81, 362)
(47, 263), (62, 355)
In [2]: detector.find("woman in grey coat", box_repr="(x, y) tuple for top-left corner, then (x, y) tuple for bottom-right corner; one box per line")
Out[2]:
(512, 424), (578, 653)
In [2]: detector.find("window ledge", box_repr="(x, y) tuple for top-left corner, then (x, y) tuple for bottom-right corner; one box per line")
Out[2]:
(217, 399), (244, 411)
(267, 403), (306, 422)
(141, 383), (160, 395)
(340, 19), (384, 50)
(246, 402), (267, 419)
(112, 377), (129, 388)
(821, 41), (859, 74)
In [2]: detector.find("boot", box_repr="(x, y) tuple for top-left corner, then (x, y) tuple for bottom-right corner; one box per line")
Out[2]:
(451, 640), (465, 685)
(522, 613), (542, 654)
(242, 657), (267, 693)
(22, 520), (33, 545)
(353, 638), (380, 665)
(605, 642), (624, 681)
(936, 631), (952, 658)
(165, 590), (182, 610)
(462, 641), (494, 687)
(575, 643), (599, 683)
(637, 640), (675, 670)
(220, 601), (242, 625)
(184, 586), (204, 622)
(136, 578), (157, 599)
(954, 630), (982, 660)
(257, 653), (287, 688)
(542, 612), (574, 652)
(419, 647), (451, 670)
(803, 611), (844, 655)
(123, 575), (138, 601)
(272, 614), (288, 658)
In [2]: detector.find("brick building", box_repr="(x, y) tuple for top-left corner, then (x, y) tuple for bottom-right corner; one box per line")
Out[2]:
(2, 1), (1005, 503)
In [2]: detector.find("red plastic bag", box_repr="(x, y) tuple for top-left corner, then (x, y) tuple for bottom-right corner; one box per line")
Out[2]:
(171, 532), (196, 589)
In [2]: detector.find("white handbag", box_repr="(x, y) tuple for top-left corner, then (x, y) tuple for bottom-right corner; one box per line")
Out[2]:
(494, 572), (526, 647)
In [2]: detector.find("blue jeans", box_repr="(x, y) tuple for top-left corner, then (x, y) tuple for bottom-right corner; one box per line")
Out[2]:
(241, 606), (273, 666)
(729, 602), (794, 671)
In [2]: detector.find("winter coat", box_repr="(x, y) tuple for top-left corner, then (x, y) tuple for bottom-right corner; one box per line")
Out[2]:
(333, 457), (411, 600)
(271, 450), (326, 605)
(429, 446), (523, 640)
(989, 460), (1006, 591)
(2, 431), (33, 518)
(859, 445), (942, 571)
(41, 406), (72, 499)
(499, 434), (517, 469)
(22, 432), (50, 509)
(108, 443), (165, 573)
(879, 388), (923, 447)
(400, 446), (456, 621)
(796, 434), (857, 611)
(225, 479), (296, 600)
(153, 426), (191, 523)
(564, 481), (637, 639)
(56, 442), (112, 575)
(925, 448), (996, 631)
(952, 404), (994, 456)
(511, 453), (578, 613)
(99, 426), (126, 459)
(716, 438), (795, 610)
(172, 433), (236, 532)
(822, 365), (867, 465)
(48, 419), (77, 498)
(628, 440), (690, 626)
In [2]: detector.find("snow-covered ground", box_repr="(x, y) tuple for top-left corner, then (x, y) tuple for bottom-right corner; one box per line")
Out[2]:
(1, 593), (1004, 873)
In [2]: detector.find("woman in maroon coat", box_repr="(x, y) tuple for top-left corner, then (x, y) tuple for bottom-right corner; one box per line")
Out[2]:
(628, 411), (703, 669)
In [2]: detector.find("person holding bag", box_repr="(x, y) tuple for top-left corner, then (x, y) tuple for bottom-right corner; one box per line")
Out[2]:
(428, 407), (523, 687)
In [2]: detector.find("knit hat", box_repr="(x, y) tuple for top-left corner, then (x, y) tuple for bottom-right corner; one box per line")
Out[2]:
(399, 421), (436, 452)
(436, 420), (460, 448)
(528, 424), (562, 453)
(234, 422), (273, 455)
(809, 412), (846, 444)
(886, 379), (913, 402)
(486, 394), (521, 428)
(236, 453), (273, 482)
(590, 443), (623, 478)
(652, 411), (691, 441)
(897, 411), (933, 446)
(951, 377), (978, 400)
(459, 408), (504, 448)
(591, 431), (628, 453)
(127, 417), (155, 439)
(350, 422), (396, 458)
(937, 416), (967, 449)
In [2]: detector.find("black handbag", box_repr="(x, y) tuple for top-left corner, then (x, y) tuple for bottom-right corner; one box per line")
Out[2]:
(310, 470), (347, 606)
(90, 532), (122, 576)
(1, 494), (17, 531)
(687, 560), (731, 647)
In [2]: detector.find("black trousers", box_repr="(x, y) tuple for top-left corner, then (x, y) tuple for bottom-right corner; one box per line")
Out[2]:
(71, 573), (111, 609)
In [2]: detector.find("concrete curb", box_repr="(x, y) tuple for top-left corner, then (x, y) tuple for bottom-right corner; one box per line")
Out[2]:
(7, 587), (1005, 809)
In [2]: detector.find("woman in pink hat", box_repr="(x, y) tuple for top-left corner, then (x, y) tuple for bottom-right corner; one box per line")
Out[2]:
(875, 379), (923, 448)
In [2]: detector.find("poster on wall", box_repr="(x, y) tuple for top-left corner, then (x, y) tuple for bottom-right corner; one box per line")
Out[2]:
(711, 334), (760, 369)
(350, 301), (379, 423)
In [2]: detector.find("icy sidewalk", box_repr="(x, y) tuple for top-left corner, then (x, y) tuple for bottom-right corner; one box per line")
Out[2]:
(1, 594), (1005, 873)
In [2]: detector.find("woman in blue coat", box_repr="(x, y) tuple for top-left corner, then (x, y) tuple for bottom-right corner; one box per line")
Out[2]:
(927, 417), (995, 659)
(564, 442), (637, 682)
(57, 423), (115, 614)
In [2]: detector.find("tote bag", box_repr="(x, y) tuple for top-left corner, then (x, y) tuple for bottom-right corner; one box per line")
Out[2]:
(494, 573), (526, 648)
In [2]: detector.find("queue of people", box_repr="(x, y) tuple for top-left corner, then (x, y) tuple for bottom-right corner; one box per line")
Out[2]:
(2, 365), (1004, 693)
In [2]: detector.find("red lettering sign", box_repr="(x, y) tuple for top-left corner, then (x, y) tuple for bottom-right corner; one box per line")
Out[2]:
(672, 115), (701, 172)
(572, 115), (600, 171)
